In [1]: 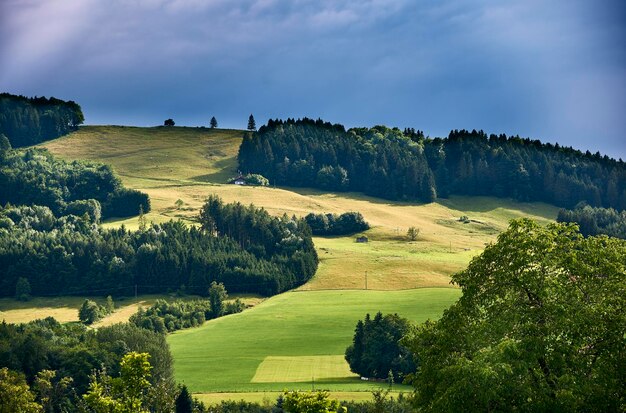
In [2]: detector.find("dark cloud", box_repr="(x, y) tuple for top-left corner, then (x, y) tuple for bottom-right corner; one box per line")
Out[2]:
(1, 0), (625, 158)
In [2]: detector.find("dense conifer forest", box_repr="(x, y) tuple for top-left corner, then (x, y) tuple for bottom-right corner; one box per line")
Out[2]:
(0, 198), (317, 298)
(557, 204), (626, 239)
(238, 118), (626, 210)
(0, 93), (84, 147)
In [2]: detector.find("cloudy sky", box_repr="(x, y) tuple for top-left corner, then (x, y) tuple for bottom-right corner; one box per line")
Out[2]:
(1, 0), (625, 158)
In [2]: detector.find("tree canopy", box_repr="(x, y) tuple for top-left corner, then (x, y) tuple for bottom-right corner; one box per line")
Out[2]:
(0, 93), (84, 148)
(238, 118), (626, 209)
(345, 312), (415, 382)
(403, 219), (626, 412)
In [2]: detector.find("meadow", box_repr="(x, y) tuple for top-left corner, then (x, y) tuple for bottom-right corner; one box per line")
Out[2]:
(34, 125), (560, 399)
(168, 288), (461, 393)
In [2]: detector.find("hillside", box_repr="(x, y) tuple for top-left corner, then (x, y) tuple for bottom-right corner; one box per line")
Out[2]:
(42, 126), (558, 292)
(37, 125), (561, 399)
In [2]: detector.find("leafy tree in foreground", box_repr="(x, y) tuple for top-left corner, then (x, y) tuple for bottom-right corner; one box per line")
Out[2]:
(403, 219), (626, 412)
(0, 367), (42, 413)
(83, 352), (152, 413)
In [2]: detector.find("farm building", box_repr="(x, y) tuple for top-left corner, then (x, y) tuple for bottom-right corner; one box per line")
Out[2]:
(356, 236), (368, 243)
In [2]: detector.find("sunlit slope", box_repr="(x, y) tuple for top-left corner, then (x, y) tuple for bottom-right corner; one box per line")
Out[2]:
(167, 288), (461, 392)
(42, 126), (559, 291)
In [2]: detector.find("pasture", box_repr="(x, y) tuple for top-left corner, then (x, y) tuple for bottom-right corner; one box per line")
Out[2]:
(37, 126), (560, 398)
(168, 288), (461, 393)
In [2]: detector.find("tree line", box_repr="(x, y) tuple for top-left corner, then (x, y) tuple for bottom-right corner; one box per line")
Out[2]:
(0, 319), (175, 411)
(0, 136), (150, 219)
(0, 196), (317, 299)
(304, 211), (369, 236)
(238, 118), (626, 210)
(129, 283), (245, 334)
(557, 204), (626, 239)
(0, 93), (84, 147)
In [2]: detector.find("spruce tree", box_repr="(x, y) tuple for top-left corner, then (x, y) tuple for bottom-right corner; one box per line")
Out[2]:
(210, 116), (217, 129)
(247, 114), (256, 131)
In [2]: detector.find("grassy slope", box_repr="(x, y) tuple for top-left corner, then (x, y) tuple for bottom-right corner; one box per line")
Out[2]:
(37, 126), (559, 396)
(168, 289), (460, 392)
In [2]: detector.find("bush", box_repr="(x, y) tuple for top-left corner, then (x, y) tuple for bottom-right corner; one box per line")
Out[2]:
(244, 174), (269, 186)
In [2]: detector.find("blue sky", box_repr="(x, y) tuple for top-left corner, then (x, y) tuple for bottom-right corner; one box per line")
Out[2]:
(1, 0), (625, 158)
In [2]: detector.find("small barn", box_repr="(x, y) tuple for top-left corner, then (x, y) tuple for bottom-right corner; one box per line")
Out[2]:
(356, 236), (369, 243)
(232, 175), (246, 185)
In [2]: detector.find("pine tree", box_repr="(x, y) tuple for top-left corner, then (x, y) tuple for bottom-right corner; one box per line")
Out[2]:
(247, 114), (256, 131)
(210, 116), (217, 129)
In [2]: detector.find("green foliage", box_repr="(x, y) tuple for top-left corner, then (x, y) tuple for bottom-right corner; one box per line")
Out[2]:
(345, 312), (415, 381)
(164, 119), (175, 127)
(15, 277), (31, 301)
(244, 173), (269, 186)
(175, 385), (193, 413)
(0, 146), (149, 219)
(198, 195), (318, 295)
(282, 391), (346, 413)
(0, 134), (11, 157)
(239, 119), (626, 209)
(33, 369), (73, 413)
(247, 114), (256, 131)
(79, 299), (111, 325)
(77, 299), (99, 324)
(403, 219), (626, 412)
(210, 117), (218, 129)
(0, 93), (84, 148)
(406, 226), (420, 241)
(0, 195), (316, 298)
(304, 212), (369, 236)
(0, 367), (42, 413)
(208, 281), (228, 317)
(557, 204), (626, 238)
(83, 352), (152, 413)
(0, 318), (174, 410)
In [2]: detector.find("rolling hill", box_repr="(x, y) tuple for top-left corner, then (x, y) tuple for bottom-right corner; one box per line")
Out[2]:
(37, 125), (560, 399)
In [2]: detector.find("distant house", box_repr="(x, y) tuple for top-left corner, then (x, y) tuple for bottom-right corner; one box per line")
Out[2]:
(356, 236), (368, 243)
(232, 175), (246, 185)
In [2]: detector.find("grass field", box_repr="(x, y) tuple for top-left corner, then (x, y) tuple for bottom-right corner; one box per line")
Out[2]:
(168, 288), (460, 393)
(37, 125), (560, 398)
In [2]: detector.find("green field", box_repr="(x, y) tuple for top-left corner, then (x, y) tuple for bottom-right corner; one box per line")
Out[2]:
(168, 289), (460, 393)
(35, 125), (560, 398)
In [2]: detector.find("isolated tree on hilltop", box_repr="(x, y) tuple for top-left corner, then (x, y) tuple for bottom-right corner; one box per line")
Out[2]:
(247, 114), (256, 131)
(210, 116), (218, 129)
(164, 118), (175, 126)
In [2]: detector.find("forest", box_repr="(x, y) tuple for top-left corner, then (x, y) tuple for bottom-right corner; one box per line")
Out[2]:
(238, 118), (626, 210)
(0, 135), (150, 219)
(0, 93), (84, 147)
(557, 204), (626, 239)
(0, 195), (317, 298)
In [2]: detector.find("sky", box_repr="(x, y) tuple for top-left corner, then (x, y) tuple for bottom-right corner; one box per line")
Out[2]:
(1, 0), (625, 159)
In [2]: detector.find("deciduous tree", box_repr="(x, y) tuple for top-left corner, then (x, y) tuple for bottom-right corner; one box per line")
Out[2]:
(403, 219), (626, 412)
